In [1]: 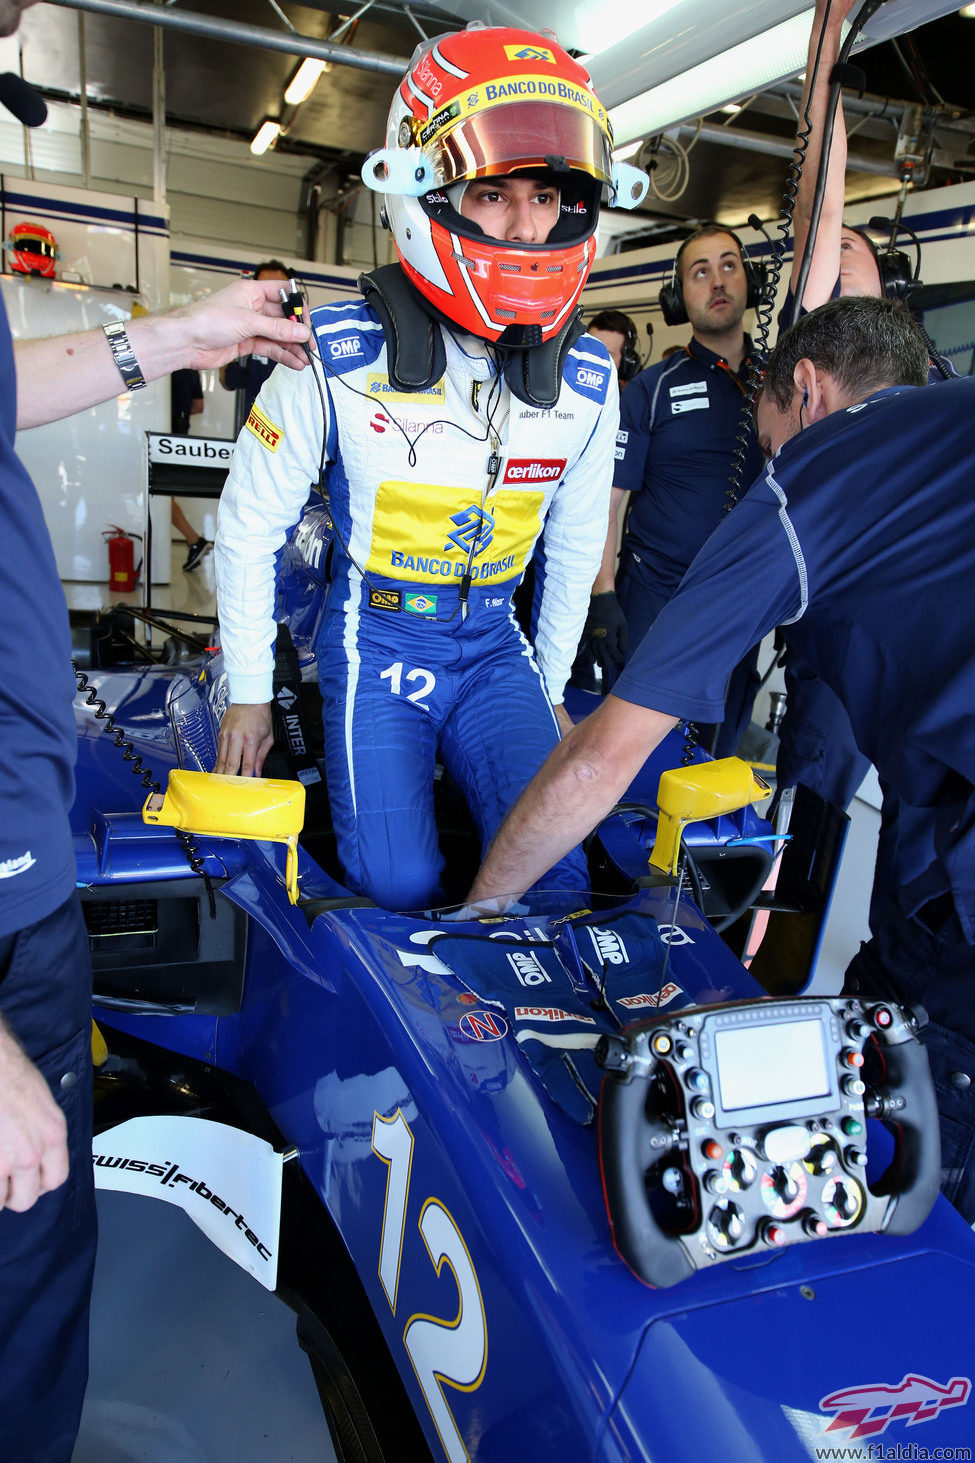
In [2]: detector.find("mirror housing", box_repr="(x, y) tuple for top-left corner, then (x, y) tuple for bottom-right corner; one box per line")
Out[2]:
(143, 770), (306, 903)
(650, 758), (770, 877)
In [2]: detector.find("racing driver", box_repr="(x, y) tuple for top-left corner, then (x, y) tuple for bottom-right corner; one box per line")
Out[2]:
(214, 24), (647, 909)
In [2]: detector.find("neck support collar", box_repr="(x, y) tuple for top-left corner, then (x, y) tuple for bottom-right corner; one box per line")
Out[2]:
(358, 264), (584, 410)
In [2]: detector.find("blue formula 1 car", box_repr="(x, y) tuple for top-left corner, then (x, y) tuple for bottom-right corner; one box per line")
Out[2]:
(72, 504), (975, 1462)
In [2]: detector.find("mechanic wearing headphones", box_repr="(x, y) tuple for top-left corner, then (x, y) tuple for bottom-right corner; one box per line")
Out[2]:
(777, 0), (952, 890)
(583, 223), (764, 754)
(213, 25), (646, 910)
(586, 309), (642, 386)
(469, 295), (975, 1223)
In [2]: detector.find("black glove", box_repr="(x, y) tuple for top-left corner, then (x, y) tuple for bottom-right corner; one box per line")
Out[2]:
(582, 591), (628, 680)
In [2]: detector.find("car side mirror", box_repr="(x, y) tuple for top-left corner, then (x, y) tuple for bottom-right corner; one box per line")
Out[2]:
(143, 770), (306, 903)
(649, 757), (770, 876)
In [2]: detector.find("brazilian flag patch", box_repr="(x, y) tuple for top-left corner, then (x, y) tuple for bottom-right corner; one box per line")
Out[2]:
(405, 592), (437, 615)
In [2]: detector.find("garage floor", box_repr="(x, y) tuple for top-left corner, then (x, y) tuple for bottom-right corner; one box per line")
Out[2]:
(65, 527), (879, 1461)
(73, 1191), (336, 1463)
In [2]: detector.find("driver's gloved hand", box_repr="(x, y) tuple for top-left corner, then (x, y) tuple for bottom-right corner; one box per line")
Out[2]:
(582, 592), (628, 681)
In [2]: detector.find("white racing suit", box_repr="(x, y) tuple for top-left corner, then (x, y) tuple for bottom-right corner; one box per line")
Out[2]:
(216, 295), (617, 909)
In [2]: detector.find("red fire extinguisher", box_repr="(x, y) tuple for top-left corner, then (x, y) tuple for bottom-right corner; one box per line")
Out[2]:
(104, 526), (142, 594)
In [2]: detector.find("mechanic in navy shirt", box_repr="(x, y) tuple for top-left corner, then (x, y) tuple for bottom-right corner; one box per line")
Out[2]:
(584, 224), (764, 756)
(772, 0), (955, 951)
(469, 296), (975, 1222)
(220, 258), (291, 433)
(0, 187), (310, 1456)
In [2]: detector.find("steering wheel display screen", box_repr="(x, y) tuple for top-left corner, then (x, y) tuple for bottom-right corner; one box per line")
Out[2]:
(714, 1017), (832, 1116)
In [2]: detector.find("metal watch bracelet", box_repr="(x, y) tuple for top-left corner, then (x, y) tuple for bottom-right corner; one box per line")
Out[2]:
(102, 319), (147, 391)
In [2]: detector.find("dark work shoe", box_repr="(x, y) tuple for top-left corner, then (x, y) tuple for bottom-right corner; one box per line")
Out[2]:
(183, 537), (212, 572)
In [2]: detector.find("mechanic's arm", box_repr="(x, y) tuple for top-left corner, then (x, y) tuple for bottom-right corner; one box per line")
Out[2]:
(592, 486), (627, 595)
(791, 0), (857, 312)
(534, 372), (618, 711)
(468, 696), (678, 906)
(581, 367), (650, 675)
(14, 277), (310, 431)
(579, 485), (630, 679)
(0, 1015), (68, 1213)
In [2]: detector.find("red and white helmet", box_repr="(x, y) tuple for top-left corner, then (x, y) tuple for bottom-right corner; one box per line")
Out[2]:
(361, 24), (647, 343)
(7, 220), (58, 278)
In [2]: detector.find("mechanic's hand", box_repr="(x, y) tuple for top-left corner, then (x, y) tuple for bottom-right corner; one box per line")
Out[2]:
(0, 1020), (69, 1213)
(215, 702), (274, 777)
(583, 591), (628, 678)
(169, 278), (312, 374)
(554, 702), (575, 739)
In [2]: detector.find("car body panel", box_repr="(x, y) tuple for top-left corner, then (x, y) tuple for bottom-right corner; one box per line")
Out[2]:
(73, 520), (975, 1460)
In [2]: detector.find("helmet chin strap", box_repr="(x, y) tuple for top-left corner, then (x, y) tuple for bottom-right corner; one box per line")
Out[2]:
(359, 263), (585, 410)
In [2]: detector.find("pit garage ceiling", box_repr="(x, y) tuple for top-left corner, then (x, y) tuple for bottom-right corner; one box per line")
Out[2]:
(8, 0), (975, 228)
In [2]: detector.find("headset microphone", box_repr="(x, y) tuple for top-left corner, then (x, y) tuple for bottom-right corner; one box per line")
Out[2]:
(747, 213), (774, 251)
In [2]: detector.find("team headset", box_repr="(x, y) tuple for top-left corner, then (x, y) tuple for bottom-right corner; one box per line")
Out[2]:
(657, 226), (771, 328)
(859, 216), (952, 379)
(851, 218), (917, 300)
(618, 318), (642, 383)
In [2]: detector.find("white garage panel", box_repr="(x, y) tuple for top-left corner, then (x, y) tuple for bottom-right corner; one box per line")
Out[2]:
(3, 176), (170, 584)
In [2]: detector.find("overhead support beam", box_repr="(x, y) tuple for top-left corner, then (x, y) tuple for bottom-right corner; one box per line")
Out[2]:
(673, 121), (898, 176)
(46, 0), (411, 76)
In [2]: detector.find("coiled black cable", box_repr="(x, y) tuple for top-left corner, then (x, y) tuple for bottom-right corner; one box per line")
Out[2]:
(73, 662), (217, 919)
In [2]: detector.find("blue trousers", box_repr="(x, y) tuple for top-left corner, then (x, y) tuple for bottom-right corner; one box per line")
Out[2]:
(0, 895), (96, 1463)
(844, 894), (975, 1223)
(317, 592), (588, 910)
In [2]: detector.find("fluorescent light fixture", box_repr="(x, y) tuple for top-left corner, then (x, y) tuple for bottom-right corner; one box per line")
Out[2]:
(608, 11), (816, 146)
(722, 102), (743, 115)
(284, 57), (330, 106)
(961, 3), (975, 16)
(250, 120), (281, 156)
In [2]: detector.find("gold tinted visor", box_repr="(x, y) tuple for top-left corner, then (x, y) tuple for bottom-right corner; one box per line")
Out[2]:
(426, 100), (613, 189)
(16, 235), (55, 256)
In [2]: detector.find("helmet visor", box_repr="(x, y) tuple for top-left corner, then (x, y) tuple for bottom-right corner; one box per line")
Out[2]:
(420, 98), (613, 190)
(15, 233), (55, 256)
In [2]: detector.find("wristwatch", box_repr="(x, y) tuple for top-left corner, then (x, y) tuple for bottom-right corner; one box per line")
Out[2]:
(102, 319), (147, 391)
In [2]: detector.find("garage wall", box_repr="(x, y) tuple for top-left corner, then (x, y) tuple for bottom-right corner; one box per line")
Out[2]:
(0, 100), (321, 261)
(1, 177), (171, 582)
